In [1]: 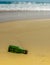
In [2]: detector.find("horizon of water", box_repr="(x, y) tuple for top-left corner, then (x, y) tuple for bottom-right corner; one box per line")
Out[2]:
(0, 1), (50, 11)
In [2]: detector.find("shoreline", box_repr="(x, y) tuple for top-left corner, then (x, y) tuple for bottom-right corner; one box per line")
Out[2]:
(0, 11), (50, 22)
(0, 18), (50, 23)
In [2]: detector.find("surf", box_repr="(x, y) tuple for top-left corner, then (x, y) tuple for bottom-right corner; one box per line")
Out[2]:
(0, 1), (50, 11)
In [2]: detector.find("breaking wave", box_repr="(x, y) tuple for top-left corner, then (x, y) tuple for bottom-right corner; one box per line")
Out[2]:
(0, 1), (50, 11)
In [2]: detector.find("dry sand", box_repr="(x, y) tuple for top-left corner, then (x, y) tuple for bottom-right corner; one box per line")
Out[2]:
(0, 19), (50, 65)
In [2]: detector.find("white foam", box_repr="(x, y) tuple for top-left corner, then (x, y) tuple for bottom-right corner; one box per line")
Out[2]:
(0, 2), (50, 11)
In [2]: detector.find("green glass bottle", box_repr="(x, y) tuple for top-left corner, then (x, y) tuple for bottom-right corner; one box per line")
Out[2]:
(8, 45), (28, 54)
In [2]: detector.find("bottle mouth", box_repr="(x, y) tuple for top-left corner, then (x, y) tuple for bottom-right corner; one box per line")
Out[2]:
(23, 50), (28, 54)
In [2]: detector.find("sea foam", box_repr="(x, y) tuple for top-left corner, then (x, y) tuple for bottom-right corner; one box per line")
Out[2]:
(0, 2), (50, 11)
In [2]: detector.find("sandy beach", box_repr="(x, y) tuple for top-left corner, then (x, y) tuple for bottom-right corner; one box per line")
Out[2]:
(0, 19), (50, 65)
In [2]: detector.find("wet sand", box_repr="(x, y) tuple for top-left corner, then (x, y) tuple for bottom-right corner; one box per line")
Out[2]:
(0, 11), (50, 22)
(0, 19), (50, 65)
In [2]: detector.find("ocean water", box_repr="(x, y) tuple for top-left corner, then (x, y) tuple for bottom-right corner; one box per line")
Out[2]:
(0, 1), (50, 11)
